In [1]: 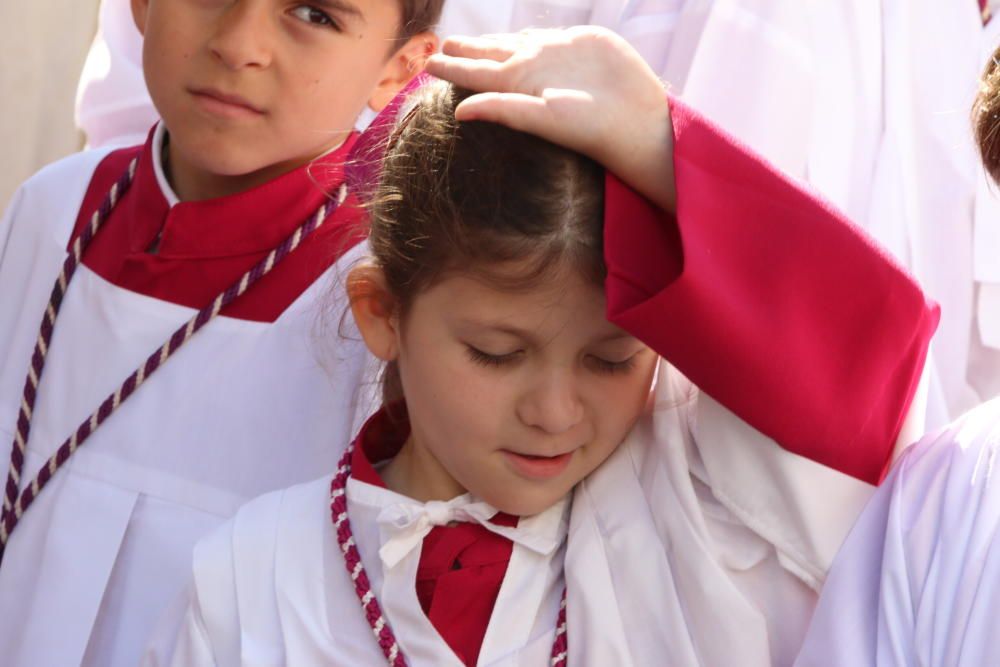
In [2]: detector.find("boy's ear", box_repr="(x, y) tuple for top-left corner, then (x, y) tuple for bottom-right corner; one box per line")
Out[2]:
(369, 32), (440, 111)
(347, 265), (401, 362)
(130, 0), (150, 36)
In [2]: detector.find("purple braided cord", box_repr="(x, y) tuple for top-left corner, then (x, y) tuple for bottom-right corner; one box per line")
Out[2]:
(1, 159), (137, 534)
(551, 588), (568, 666)
(330, 445), (409, 667)
(329, 443), (569, 666)
(0, 175), (345, 565)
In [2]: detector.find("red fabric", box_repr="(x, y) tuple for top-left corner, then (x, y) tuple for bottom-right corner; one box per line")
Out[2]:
(69, 127), (367, 322)
(350, 410), (516, 667)
(603, 95), (939, 485)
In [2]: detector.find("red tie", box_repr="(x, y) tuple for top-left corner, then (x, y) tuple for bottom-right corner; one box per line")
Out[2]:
(982, 0), (993, 25)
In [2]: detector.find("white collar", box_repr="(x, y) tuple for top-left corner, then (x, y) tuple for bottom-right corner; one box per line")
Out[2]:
(151, 122), (181, 207)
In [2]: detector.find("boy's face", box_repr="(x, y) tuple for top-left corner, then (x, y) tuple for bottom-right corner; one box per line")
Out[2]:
(132, 0), (427, 196)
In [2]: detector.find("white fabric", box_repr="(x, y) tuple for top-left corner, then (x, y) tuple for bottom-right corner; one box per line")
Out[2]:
(376, 494), (561, 568)
(145, 475), (569, 666)
(795, 398), (1000, 666)
(148, 361), (873, 666)
(0, 144), (376, 667)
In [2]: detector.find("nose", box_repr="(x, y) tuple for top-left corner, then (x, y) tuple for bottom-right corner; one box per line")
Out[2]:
(516, 372), (585, 435)
(208, 2), (274, 70)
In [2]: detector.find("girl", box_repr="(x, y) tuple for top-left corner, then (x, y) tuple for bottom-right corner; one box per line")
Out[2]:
(147, 28), (936, 666)
(794, 44), (1000, 666)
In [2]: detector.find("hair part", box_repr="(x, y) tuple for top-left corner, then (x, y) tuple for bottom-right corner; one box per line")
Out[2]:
(366, 80), (606, 405)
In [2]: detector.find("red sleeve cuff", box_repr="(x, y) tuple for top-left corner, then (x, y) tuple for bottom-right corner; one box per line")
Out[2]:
(604, 95), (940, 485)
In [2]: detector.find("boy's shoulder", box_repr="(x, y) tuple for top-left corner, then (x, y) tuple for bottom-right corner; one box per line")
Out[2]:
(16, 146), (123, 201)
(4, 146), (135, 237)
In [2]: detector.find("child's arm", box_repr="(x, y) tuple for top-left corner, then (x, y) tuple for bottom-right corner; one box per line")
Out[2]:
(427, 28), (939, 485)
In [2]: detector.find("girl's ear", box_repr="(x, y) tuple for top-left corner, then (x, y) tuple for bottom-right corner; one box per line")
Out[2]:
(131, 0), (150, 36)
(369, 32), (440, 111)
(347, 265), (401, 362)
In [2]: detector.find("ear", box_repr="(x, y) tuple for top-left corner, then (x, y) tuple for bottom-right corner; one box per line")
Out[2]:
(347, 265), (401, 362)
(369, 32), (440, 111)
(131, 0), (150, 36)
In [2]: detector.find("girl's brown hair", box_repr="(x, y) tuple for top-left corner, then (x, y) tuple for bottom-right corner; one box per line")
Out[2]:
(398, 0), (445, 40)
(367, 80), (606, 403)
(974, 46), (1000, 183)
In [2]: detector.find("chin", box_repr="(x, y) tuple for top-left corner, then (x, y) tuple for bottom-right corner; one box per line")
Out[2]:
(489, 489), (569, 519)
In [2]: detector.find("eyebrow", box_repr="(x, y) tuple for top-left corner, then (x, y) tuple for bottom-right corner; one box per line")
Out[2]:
(458, 320), (636, 346)
(312, 0), (366, 24)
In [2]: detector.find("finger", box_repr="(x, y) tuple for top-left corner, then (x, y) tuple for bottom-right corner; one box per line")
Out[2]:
(425, 54), (510, 92)
(454, 93), (551, 134)
(440, 35), (516, 62)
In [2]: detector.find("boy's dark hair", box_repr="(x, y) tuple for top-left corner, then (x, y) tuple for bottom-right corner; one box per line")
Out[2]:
(367, 80), (606, 404)
(974, 46), (1000, 184)
(398, 0), (446, 40)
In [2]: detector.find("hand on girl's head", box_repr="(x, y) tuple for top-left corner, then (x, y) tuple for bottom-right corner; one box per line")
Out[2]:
(425, 27), (676, 212)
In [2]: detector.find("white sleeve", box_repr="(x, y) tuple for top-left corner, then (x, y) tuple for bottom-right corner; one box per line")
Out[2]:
(796, 399), (1000, 666)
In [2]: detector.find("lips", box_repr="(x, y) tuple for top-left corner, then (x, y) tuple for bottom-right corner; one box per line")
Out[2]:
(189, 87), (265, 117)
(502, 450), (574, 480)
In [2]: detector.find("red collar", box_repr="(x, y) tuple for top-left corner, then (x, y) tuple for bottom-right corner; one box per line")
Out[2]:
(350, 408), (411, 489)
(124, 126), (359, 260)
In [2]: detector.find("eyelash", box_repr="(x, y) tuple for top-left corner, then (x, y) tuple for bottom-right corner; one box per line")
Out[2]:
(465, 346), (638, 375)
(291, 5), (341, 30)
(466, 346), (520, 368)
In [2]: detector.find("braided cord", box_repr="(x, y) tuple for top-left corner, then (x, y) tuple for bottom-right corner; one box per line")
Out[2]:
(1, 159), (137, 530)
(0, 176), (347, 565)
(330, 443), (569, 666)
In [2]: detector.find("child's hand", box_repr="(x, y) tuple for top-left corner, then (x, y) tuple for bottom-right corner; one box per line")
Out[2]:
(425, 27), (676, 212)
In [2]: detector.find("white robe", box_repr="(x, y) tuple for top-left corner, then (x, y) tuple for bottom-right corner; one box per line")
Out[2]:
(147, 361), (874, 667)
(794, 399), (1000, 666)
(0, 140), (373, 667)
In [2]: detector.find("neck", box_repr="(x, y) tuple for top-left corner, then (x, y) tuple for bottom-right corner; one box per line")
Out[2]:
(163, 134), (346, 202)
(380, 435), (467, 503)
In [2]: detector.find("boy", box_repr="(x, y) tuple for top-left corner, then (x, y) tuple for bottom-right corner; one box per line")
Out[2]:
(0, 2), (441, 665)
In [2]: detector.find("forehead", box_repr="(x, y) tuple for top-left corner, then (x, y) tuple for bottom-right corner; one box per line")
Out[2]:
(413, 265), (627, 343)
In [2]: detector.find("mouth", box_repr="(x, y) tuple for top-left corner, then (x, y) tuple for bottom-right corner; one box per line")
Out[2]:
(189, 87), (265, 118)
(502, 450), (574, 480)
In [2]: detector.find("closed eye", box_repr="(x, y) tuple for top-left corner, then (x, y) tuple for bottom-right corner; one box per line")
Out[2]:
(587, 354), (638, 375)
(466, 346), (523, 369)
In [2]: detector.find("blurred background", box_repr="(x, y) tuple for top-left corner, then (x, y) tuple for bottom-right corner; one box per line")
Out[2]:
(0, 3), (100, 211)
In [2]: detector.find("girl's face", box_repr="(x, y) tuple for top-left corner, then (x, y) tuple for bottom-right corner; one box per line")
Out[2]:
(386, 263), (658, 516)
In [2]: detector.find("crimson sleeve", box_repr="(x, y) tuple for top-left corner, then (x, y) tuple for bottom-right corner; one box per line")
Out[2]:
(604, 95), (939, 485)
